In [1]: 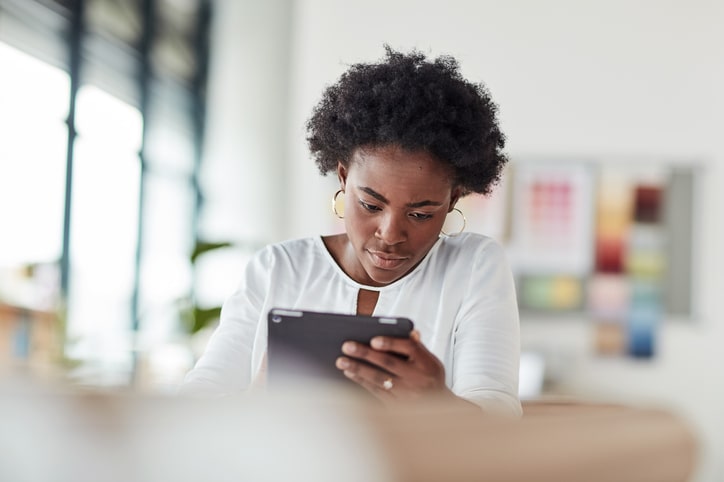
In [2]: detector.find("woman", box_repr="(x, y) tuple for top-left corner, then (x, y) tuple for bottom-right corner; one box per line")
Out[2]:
(182, 47), (521, 416)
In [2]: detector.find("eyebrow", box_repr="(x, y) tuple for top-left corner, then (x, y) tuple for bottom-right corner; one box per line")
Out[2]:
(358, 186), (445, 208)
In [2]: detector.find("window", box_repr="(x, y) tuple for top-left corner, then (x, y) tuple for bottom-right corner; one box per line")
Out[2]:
(65, 85), (142, 382)
(0, 0), (210, 389)
(0, 43), (68, 268)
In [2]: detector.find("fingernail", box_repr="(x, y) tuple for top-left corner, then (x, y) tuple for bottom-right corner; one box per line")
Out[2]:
(336, 357), (349, 369)
(371, 337), (384, 349)
(342, 342), (356, 354)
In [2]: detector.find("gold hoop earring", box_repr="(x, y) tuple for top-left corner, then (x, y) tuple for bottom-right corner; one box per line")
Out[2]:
(332, 189), (344, 219)
(440, 208), (466, 237)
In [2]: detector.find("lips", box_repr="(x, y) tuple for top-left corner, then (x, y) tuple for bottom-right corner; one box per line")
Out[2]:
(367, 249), (409, 270)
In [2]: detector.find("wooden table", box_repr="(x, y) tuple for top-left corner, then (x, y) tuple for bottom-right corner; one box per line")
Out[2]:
(0, 384), (698, 482)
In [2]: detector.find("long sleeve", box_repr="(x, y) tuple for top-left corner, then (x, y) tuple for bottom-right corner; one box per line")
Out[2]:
(450, 240), (522, 416)
(179, 247), (273, 397)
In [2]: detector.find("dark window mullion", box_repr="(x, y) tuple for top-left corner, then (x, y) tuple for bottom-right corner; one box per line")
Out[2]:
(129, 0), (155, 384)
(60, 0), (84, 299)
(191, 0), (211, 235)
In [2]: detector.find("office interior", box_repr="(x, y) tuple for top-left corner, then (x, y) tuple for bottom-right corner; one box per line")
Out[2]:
(0, 1), (721, 481)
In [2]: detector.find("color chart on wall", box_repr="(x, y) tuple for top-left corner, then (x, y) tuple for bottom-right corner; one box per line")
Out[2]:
(504, 162), (593, 311)
(508, 162), (595, 276)
(589, 166), (669, 358)
(504, 160), (697, 359)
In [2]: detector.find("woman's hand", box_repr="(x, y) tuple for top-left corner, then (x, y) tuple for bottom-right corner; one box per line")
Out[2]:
(335, 330), (455, 404)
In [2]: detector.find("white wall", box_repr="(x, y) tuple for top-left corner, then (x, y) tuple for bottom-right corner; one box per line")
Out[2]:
(199, 0), (292, 244)
(204, 1), (723, 480)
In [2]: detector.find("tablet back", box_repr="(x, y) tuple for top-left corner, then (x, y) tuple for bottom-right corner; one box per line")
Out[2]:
(267, 308), (413, 390)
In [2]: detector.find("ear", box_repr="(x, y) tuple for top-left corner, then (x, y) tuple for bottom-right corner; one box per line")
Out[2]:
(449, 186), (463, 212)
(336, 162), (348, 190)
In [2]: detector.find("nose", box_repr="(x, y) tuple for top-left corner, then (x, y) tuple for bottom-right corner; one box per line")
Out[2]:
(375, 212), (407, 245)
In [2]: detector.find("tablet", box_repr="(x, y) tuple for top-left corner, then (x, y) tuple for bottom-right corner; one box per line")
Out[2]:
(267, 308), (414, 390)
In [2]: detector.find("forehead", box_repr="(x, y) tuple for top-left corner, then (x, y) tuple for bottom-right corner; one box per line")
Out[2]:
(348, 146), (454, 192)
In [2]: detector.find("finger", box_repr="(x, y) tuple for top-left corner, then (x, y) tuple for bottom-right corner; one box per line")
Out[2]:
(343, 369), (399, 400)
(370, 332), (426, 360)
(370, 334), (447, 390)
(336, 356), (399, 398)
(341, 341), (410, 377)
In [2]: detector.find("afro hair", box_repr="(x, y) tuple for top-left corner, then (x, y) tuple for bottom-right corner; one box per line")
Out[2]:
(306, 46), (508, 195)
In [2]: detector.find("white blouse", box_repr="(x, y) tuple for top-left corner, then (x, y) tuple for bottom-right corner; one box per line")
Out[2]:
(181, 232), (522, 416)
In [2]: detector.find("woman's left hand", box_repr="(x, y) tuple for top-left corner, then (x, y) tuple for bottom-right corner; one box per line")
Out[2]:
(335, 330), (453, 403)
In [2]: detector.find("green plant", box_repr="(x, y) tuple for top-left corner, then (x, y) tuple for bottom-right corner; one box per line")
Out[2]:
(181, 240), (232, 335)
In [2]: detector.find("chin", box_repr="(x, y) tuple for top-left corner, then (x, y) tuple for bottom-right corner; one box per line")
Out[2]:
(365, 265), (407, 287)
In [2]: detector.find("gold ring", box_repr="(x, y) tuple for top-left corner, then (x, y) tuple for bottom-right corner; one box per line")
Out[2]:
(382, 378), (394, 391)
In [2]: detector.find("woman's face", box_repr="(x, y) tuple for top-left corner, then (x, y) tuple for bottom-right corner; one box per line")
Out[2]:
(337, 145), (460, 287)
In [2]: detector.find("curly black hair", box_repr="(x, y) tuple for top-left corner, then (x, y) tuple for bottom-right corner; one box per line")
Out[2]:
(306, 46), (508, 196)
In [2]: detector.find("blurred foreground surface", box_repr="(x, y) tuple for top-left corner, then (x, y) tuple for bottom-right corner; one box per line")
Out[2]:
(0, 375), (697, 482)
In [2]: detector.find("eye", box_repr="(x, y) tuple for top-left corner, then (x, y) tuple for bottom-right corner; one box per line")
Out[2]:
(359, 200), (381, 212)
(409, 212), (433, 220)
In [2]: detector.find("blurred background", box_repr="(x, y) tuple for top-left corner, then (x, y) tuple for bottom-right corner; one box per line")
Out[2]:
(0, 0), (722, 480)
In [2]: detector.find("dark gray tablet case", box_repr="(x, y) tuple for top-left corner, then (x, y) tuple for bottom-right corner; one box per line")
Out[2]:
(267, 308), (413, 388)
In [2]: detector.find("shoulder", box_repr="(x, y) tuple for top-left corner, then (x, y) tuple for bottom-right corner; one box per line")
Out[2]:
(248, 237), (324, 270)
(430, 233), (512, 283)
(266, 236), (320, 256)
(435, 232), (505, 259)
